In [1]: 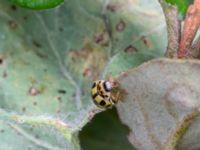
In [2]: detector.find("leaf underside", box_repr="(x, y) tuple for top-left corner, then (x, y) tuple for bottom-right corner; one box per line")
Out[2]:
(117, 58), (200, 150)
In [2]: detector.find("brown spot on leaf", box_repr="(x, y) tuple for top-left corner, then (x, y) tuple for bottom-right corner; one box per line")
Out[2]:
(0, 58), (3, 64)
(88, 109), (99, 121)
(81, 88), (86, 96)
(124, 45), (138, 53)
(140, 36), (151, 48)
(35, 51), (48, 59)
(16, 132), (21, 136)
(10, 5), (17, 11)
(121, 72), (128, 78)
(33, 101), (37, 106)
(29, 127), (34, 131)
(23, 16), (28, 20)
(116, 19), (126, 32)
(8, 20), (18, 30)
(28, 87), (40, 96)
(0, 129), (4, 133)
(83, 68), (92, 78)
(106, 3), (118, 12)
(94, 32), (104, 44)
(72, 92), (76, 98)
(56, 109), (61, 113)
(58, 89), (66, 94)
(69, 48), (89, 61)
(32, 40), (42, 48)
(22, 107), (26, 112)
(35, 135), (39, 139)
(3, 72), (7, 78)
(28, 146), (32, 150)
(59, 27), (63, 32)
(57, 96), (62, 103)
(69, 41), (107, 80)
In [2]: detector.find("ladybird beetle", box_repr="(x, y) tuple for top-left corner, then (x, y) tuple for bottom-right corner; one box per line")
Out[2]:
(91, 80), (117, 109)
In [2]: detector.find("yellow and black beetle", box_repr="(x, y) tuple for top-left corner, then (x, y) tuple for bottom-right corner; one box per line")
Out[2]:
(91, 80), (118, 109)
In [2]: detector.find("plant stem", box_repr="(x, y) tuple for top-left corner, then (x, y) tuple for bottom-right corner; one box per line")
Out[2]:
(178, 0), (200, 58)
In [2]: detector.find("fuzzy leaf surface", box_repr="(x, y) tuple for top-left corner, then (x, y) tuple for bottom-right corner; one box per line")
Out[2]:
(117, 58), (200, 150)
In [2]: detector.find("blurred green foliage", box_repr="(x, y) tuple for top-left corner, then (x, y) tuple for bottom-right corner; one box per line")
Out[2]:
(79, 108), (134, 150)
(10, 0), (64, 9)
(165, 0), (193, 17)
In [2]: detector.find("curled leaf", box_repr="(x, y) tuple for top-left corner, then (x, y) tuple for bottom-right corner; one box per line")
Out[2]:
(117, 58), (200, 149)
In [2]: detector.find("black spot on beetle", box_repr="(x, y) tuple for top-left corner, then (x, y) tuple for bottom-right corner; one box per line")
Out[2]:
(100, 100), (106, 106)
(101, 94), (106, 98)
(92, 93), (98, 100)
(93, 99), (99, 105)
(106, 104), (111, 108)
(92, 82), (96, 88)
(97, 85), (101, 91)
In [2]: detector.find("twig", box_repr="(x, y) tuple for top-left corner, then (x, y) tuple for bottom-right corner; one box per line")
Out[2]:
(178, 0), (200, 58)
(187, 34), (200, 58)
(159, 0), (180, 58)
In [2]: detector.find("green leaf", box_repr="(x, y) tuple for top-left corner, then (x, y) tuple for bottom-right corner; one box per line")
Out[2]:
(165, 0), (193, 17)
(10, 0), (64, 10)
(0, 0), (167, 149)
(103, 0), (167, 77)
